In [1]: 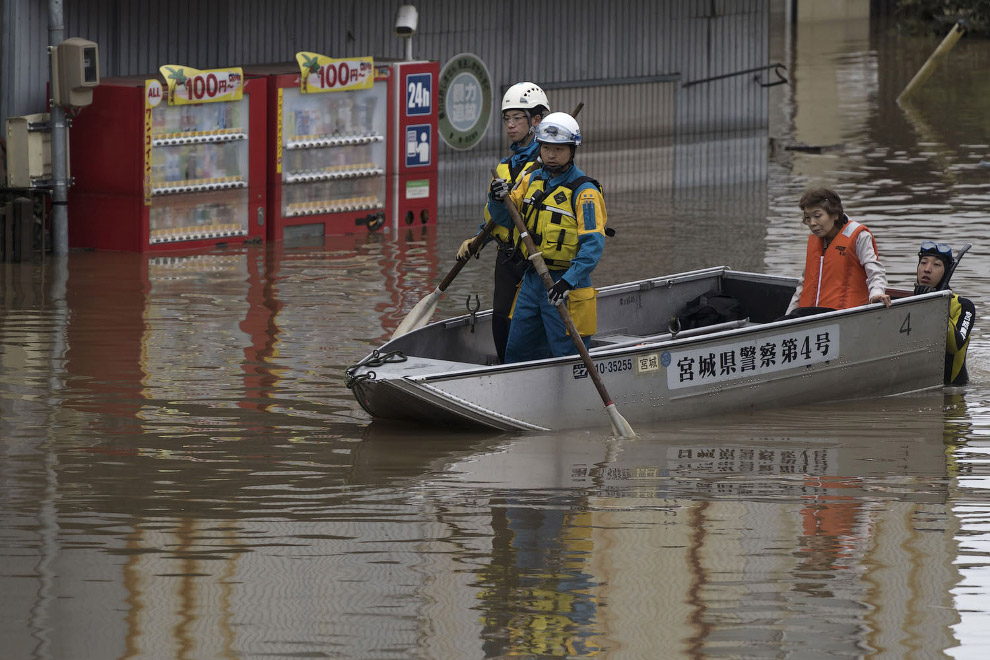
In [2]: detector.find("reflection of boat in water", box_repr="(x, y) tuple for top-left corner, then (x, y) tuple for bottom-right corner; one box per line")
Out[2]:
(348, 266), (949, 432)
(431, 395), (952, 502)
(413, 396), (960, 658)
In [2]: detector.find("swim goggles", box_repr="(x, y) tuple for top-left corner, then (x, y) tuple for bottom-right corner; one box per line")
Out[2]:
(919, 241), (952, 257)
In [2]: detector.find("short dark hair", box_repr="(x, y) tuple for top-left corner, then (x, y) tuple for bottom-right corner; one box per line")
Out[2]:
(799, 188), (846, 226)
(530, 105), (549, 121)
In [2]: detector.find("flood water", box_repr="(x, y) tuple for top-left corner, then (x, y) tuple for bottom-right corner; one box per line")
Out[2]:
(4, 17), (990, 660)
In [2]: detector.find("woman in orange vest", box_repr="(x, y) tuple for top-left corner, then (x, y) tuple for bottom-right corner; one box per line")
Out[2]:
(785, 188), (891, 317)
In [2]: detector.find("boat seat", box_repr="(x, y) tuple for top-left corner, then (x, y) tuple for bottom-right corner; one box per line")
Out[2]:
(589, 318), (750, 352)
(590, 334), (645, 348)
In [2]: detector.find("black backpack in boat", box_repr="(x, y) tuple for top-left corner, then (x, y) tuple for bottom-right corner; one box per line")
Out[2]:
(676, 293), (744, 330)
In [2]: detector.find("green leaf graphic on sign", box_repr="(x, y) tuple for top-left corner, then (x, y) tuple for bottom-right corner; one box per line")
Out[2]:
(300, 54), (321, 76)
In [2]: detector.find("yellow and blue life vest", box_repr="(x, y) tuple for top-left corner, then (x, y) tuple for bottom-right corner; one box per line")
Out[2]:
(517, 174), (603, 268)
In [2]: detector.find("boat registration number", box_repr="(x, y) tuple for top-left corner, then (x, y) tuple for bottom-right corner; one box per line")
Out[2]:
(572, 357), (634, 379)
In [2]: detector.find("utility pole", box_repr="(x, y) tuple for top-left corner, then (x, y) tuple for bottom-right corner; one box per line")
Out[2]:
(48, 0), (69, 255)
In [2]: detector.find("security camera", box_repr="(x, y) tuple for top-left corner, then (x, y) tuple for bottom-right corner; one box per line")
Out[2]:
(394, 4), (418, 36)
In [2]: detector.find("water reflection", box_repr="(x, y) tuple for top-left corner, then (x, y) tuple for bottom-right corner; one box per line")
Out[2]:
(422, 398), (957, 658)
(4, 385), (961, 659)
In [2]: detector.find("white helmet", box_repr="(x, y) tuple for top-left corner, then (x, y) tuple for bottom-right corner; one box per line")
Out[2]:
(501, 82), (550, 114)
(534, 112), (581, 146)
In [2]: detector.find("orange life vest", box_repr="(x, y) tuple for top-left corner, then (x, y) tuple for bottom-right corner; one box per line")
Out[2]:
(797, 220), (877, 310)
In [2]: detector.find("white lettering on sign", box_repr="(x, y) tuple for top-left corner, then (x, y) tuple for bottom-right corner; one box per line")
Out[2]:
(666, 324), (839, 390)
(145, 80), (163, 108)
(406, 73), (432, 115)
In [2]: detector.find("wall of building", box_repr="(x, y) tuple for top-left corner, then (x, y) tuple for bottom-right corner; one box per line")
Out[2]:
(2, 0), (772, 208)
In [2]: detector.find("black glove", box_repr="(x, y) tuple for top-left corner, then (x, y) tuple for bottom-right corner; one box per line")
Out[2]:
(489, 177), (510, 202)
(547, 279), (573, 306)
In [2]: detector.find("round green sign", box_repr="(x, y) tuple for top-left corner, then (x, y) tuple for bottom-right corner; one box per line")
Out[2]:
(437, 53), (492, 151)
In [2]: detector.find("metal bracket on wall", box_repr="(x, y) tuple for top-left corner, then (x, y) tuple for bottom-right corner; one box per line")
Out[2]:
(682, 63), (789, 89)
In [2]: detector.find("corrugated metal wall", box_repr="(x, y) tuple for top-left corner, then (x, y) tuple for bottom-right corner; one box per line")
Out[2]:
(675, 0), (771, 188)
(2, 0), (771, 208)
(0, 0), (50, 130)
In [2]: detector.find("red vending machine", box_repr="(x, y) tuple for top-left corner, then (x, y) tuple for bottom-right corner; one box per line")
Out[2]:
(390, 60), (439, 233)
(264, 55), (437, 242)
(68, 66), (267, 252)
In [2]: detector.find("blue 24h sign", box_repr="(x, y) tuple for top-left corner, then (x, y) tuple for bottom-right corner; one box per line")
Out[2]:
(406, 73), (432, 116)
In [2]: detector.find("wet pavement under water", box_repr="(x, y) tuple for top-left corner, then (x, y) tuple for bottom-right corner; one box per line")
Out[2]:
(5, 17), (990, 660)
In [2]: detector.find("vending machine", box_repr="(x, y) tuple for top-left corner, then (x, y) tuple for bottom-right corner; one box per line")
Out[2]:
(263, 55), (438, 242)
(68, 67), (267, 252)
(391, 60), (439, 232)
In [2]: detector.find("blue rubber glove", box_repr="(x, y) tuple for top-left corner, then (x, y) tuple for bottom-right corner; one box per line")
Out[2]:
(547, 279), (572, 306)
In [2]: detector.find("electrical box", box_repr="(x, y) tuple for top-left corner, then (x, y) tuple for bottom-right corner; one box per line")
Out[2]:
(5, 114), (56, 188)
(52, 38), (100, 107)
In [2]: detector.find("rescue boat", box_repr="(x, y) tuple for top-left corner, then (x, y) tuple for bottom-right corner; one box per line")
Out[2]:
(346, 266), (949, 432)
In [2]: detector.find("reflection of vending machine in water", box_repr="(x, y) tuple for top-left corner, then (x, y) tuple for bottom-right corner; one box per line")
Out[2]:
(261, 56), (438, 242)
(68, 68), (267, 252)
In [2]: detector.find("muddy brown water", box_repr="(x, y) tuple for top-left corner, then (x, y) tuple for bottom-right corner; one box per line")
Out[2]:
(3, 18), (990, 660)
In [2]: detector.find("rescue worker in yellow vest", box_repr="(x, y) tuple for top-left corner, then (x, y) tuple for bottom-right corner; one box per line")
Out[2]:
(487, 112), (607, 363)
(914, 241), (976, 386)
(785, 188), (891, 317)
(457, 82), (550, 363)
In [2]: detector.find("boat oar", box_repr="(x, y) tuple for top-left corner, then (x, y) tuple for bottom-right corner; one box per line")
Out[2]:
(391, 221), (496, 339)
(497, 174), (636, 438)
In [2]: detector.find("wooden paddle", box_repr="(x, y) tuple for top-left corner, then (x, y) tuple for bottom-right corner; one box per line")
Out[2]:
(497, 170), (635, 438)
(391, 102), (584, 339)
(391, 221), (496, 339)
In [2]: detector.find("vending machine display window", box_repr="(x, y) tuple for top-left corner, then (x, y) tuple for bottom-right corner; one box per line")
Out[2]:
(278, 84), (387, 220)
(148, 99), (252, 244)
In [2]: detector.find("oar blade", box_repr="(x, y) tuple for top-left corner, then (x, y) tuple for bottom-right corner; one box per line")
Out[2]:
(392, 288), (443, 339)
(605, 403), (636, 438)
